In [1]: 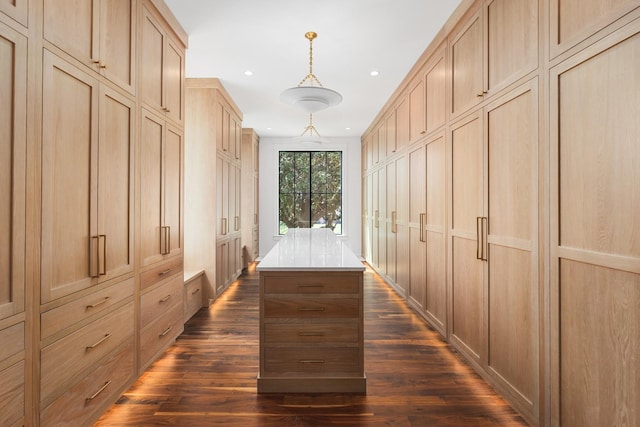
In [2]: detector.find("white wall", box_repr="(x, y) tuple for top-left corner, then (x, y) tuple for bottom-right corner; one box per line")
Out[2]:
(258, 137), (362, 258)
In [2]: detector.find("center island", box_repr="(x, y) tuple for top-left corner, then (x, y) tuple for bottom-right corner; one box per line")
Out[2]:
(256, 228), (366, 393)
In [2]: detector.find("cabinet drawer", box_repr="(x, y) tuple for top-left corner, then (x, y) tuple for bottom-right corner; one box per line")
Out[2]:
(41, 343), (134, 427)
(139, 302), (183, 369)
(140, 257), (183, 291)
(0, 361), (24, 427)
(41, 302), (134, 405)
(264, 296), (359, 318)
(0, 322), (24, 362)
(184, 274), (203, 321)
(263, 273), (360, 294)
(263, 346), (361, 376)
(41, 278), (134, 340)
(264, 320), (358, 344)
(140, 275), (183, 329)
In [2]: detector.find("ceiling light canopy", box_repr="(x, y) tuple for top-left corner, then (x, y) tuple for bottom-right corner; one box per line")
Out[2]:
(280, 32), (342, 113)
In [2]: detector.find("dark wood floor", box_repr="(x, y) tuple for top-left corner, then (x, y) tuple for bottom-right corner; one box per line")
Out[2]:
(94, 264), (528, 426)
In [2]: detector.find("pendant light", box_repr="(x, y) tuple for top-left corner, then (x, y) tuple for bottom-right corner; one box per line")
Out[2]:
(280, 32), (342, 113)
(294, 113), (329, 144)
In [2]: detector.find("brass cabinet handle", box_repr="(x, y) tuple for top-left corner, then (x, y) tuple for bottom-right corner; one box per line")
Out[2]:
(298, 332), (325, 336)
(299, 307), (326, 312)
(481, 216), (488, 261)
(86, 296), (110, 310)
(419, 213), (426, 242)
(191, 288), (201, 295)
(222, 218), (228, 235)
(99, 234), (106, 276)
(159, 268), (173, 276)
(159, 326), (173, 337)
(235, 215), (239, 231)
(159, 294), (172, 303)
(476, 217), (482, 260)
(160, 226), (171, 255)
(298, 359), (325, 364)
(391, 211), (397, 233)
(86, 333), (111, 350)
(90, 235), (100, 278)
(476, 216), (488, 261)
(86, 380), (112, 402)
(298, 284), (325, 288)
(375, 210), (379, 228)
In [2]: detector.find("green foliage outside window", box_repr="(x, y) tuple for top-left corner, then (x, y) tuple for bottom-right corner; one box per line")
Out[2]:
(279, 151), (342, 235)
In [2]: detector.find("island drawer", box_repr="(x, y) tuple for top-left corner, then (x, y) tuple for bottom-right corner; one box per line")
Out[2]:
(263, 295), (359, 318)
(263, 346), (361, 376)
(264, 320), (359, 344)
(262, 272), (360, 294)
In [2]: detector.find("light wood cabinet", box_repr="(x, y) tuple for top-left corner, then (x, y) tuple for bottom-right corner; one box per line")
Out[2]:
(424, 47), (447, 134)
(408, 75), (426, 142)
(450, 79), (539, 420)
(183, 272), (203, 322)
(43, 0), (136, 92)
(0, 0), (27, 26)
(140, 0), (184, 124)
(450, 0), (538, 117)
(549, 0), (639, 57)
(385, 110), (396, 156)
(0, 19), (26, 321)
(241, 129), (260, 264)
(408, 144), (426, 312)
(550, 26), (640, 427)
(395, 96), (410, 151)
(0, 360), (24, 427)
(184, 78), (243, 301)
(41, 51), (135, 303)
(139, 107), (183, 268)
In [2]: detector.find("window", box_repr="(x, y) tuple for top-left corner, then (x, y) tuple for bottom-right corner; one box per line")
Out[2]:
(279, 151), (342, 234)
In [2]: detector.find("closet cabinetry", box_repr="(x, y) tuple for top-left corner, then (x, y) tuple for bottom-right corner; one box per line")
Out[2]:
(140, 0), (184, 124)
(0, 18), (26, 323)
(242, 129), (260, 264)
(0, 0), (27, 26)
(43, 0), (136, 92)
(450, 0), (538, 117)
(449, 79), (539, 421)
(41, 51), (135, 302)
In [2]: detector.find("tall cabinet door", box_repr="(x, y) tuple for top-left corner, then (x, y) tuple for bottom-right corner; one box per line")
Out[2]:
(385, 161), (397, 283)
(98, 87), (135, 282)
(449, 112), (484, 362)
(485, 80), (539, 418)
(140, 109), (183, 267)
(394, 155), (409, 297)
(41, 51), (99, 303)
(408, 145), (426, 311)
(424, 134), (446, 334)
(0, 21), (26, 319)
(550, 29), (640, 427)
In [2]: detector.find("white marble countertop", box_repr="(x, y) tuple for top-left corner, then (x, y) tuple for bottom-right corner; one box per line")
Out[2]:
(257, 228), (365, 271)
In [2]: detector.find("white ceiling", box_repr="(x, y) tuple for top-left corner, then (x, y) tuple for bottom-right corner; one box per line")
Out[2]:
(164, 0), (462, 139)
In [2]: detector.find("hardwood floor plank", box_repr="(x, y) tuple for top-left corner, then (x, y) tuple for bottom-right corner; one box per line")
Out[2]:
(94, 264), (528, 426)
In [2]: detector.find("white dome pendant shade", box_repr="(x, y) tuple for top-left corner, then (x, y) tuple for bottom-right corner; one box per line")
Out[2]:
(280, 32), (342, 113)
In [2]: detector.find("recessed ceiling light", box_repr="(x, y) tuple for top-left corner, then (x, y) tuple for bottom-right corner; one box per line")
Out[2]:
(345, 127), (351, 130)
(244, 70), (253, 76)
(370, 70), (380, 77)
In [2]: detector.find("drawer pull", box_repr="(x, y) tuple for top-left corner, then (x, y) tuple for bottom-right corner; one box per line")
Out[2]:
(191, 288), (201, 295)
(86, 380), (112, 402)
(299, 307), (326, 312)
(159, 268), (173, 276)
(298, 284), (325, 288)
(86, 296), (110, 310)
(298, 332), (324, 336)
(159, 294), (172, 303)
(159, 326), (173, 337)
(298, 359), (325, 364)
(86, 333), (111, 350)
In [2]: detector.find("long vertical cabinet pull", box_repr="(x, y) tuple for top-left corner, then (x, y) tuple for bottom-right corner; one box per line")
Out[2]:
(481, 217), (488, 261)
(419, 213), (426, 242)
(222, 218), (228, 235)
(99, 234), (107, 275)
(391, 211), (397, 233)
(160, 226), (171, 255)
(476, 217), (488, 261)
(90, 236), (100, 278)
(374, 210), (379, 228)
